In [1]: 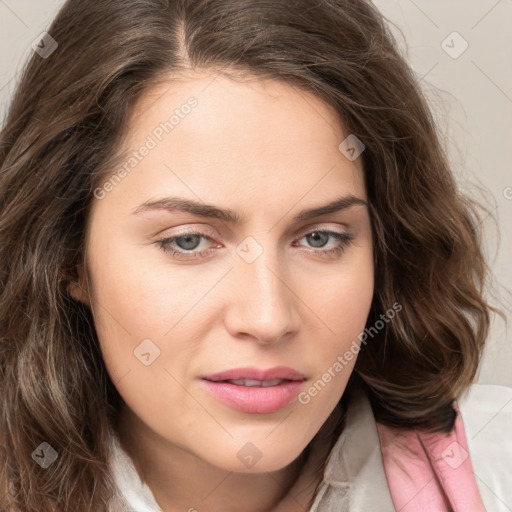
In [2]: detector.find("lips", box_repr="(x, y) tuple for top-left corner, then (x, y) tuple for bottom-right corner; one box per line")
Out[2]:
(201, 366), (306, 383)
(227, 378), (284, 387)
(200, 366), (307, 414)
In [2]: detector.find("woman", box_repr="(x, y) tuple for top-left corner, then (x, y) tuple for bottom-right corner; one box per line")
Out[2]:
(0, 0), (510, 511)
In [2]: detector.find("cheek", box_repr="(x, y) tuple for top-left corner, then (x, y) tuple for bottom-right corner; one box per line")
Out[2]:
(85, 236), (211, 389)
(333, 269), (374, 338)
(304, 249), (374, 392)
(87, 239), (173, 334)
(310, 249), (374, 344)
(84, 240), (164, 380)
(296, 262), (373, 436)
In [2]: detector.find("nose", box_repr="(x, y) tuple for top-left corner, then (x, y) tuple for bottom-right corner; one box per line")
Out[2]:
(223, 247), (301, 346)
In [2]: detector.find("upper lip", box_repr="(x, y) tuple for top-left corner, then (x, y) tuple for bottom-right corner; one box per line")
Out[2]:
(202, 366), (306, 382)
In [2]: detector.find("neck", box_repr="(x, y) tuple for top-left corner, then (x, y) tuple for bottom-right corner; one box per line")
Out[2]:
(116, 403), (343, 512)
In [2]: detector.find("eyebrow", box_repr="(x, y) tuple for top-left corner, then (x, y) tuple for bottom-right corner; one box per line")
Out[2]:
(131, 194), (367, 224)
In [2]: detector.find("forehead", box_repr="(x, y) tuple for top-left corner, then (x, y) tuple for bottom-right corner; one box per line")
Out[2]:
(126, 71), (359, 163)
(94, 72), (366, 220)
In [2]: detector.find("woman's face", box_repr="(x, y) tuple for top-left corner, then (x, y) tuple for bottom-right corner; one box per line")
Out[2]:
(72, 73), (374, 473)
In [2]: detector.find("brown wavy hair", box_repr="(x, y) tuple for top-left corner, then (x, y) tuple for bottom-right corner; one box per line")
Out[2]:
(0, 0), (504, 510)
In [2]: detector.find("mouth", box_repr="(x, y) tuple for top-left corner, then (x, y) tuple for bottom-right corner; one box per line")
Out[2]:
(212, 378), (291, 387)
(202, 365), (306, 383)
(200, 366), (306, 414)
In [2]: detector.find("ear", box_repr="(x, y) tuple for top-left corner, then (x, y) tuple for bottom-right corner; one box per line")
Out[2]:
(67, 263), (91, 307)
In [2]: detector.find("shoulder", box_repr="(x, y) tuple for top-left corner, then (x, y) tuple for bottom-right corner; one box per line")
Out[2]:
(457, 383), (512, 437)
(456, 383), (512, 512)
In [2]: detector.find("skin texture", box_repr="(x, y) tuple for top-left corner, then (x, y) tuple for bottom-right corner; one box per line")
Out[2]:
(69, 73), (374, 512)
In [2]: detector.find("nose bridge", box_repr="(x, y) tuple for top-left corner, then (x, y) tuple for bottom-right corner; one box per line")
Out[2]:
(227, 234), (298, 343)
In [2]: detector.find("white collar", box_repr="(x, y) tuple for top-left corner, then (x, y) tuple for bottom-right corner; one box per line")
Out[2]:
(309, 387), (395, 511)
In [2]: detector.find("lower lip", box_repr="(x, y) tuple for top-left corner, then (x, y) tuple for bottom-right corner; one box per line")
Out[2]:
(201, 379), (304, 413)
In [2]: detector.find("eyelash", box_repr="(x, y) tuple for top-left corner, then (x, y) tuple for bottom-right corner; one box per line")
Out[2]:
(155, 228), (354, 260)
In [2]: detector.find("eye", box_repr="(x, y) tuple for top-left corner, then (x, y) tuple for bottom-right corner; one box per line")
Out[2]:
(156, 229), (218, 260)
(155, 228), (354, 260)
(294, 229), (354, 258)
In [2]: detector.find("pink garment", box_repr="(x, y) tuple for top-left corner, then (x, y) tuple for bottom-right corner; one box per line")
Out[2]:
(376, 402), (486, 512)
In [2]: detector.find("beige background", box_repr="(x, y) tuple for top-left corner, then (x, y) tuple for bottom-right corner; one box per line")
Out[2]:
(1, 0), (511, 385)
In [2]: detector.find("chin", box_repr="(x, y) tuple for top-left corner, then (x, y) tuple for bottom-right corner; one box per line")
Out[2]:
(206, 440), (306, 475)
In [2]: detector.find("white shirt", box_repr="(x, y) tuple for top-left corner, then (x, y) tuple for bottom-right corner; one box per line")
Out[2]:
(108, 384), (512, 511)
